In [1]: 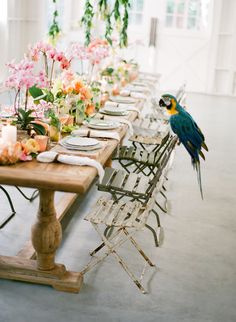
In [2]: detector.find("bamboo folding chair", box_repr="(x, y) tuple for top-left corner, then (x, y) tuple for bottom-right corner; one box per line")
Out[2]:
(82, 197), (155, 293)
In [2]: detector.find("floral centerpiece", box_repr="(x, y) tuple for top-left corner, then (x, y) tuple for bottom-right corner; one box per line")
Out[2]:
(0, 138), (41, 165)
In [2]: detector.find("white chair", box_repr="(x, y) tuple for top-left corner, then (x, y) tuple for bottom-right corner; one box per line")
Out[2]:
(82, 197), (156, 294)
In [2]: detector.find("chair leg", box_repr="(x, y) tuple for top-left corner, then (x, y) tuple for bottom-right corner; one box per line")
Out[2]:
(144, 223), (159, 247)
(112, 250), (147, 294)
(90, 224), (150, 294)
(123, 228), (155, 267)
(155, 200), (167, 214)
(0, 186), (16, 229)
(15, 186), (39, 202)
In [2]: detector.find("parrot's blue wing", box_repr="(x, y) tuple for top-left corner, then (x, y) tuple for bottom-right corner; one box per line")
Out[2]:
(170, 113), (205, 199)
(170, 114), (203, 161)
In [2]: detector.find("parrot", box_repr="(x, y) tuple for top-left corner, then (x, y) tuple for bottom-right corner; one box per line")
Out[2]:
(159, 94), (208, 199)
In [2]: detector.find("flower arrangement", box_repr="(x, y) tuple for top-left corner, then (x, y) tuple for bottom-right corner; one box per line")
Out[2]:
(0, 139), (41, 165)
(51, 69), (96, 123)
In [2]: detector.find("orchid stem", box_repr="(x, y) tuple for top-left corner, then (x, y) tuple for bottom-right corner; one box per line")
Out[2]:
(43, 52), (49, 78)
(50, 60), (55, 88)
(25, 89), (29, 111)
(14, 89), (20, 114)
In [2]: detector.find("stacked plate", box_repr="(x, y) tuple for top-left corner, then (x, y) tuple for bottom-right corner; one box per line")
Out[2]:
(100, 106), (129, 116)
(60, 136), (101, 151)
(109, 96), (137, 104)
(84, 119), (120, 130)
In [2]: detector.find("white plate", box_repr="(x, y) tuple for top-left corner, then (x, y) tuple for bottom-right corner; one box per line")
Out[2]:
(132, 82), (147, 87)
(109, 96), (137, 104)
(100, 109), (129, 116)
(66, 137), (99, 147)
(60, 138), (101, 151)
(84, 119), (120, 130)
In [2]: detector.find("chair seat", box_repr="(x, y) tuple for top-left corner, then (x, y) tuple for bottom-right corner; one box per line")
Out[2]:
(97, 167), (153, 201)
(114, 145), (158, 165)
(84, 197), (149, 228)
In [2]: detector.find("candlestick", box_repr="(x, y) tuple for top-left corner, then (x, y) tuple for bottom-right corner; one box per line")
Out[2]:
(1, 125), (17, 144)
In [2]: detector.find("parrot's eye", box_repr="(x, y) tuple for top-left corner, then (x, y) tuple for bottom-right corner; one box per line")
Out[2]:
(159, 97), (172, 108)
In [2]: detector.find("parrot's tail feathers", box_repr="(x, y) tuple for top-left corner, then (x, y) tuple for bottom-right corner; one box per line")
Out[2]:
(195, 160), (204, 200)
(201, 142), (208, 151)
(199, 150), (205, 160)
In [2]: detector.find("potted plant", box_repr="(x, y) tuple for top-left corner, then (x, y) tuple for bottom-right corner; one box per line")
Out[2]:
(14, 108), (46, 141)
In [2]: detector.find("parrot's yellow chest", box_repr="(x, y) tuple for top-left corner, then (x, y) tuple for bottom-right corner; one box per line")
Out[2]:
(167, 99), (178, 115)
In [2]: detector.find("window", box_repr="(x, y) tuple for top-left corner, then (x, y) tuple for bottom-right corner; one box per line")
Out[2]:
(129, 0), (144, 25)
(165, 0), (210, 31)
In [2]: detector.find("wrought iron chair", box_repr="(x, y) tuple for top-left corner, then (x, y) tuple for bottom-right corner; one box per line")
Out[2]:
(0, 186), (39, 229)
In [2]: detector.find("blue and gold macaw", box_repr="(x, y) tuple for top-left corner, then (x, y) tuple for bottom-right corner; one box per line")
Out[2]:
(159, 94), (208, 199)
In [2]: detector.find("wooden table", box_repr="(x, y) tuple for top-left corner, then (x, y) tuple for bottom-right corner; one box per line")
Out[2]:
(0, 103), (143, 293)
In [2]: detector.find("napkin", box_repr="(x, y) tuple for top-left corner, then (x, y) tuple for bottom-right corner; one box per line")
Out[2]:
(71, 129), (120, 141)
(37, 151), (104, 181)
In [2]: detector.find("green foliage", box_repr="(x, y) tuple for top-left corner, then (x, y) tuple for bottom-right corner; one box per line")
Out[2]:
(15, 108), (46, 135)
(61, 124), (78, 133)
(113, 0), (121, 22)
(48, 0), (61, 42)
(81, 0), (95, 46)
(81, 0), (131, 48)
(45, 109), (61, 130)
(119, 0), (130, 47)
(29, 86), (54, 104)
(105, 12), (113, 45)
(101, 67), (114, 76)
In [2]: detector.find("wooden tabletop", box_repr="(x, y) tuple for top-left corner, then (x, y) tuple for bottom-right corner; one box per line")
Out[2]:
(0, 103), (143, 194)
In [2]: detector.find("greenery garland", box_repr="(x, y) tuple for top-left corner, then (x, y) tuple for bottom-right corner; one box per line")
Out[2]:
(81, 0), (131, 48)
(119, 0), (130, 48)
(81, 0), (95, 46)
(48, 0), (61, 44)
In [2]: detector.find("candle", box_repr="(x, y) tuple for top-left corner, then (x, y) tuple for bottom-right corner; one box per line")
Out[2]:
(1, 125), (17, 144)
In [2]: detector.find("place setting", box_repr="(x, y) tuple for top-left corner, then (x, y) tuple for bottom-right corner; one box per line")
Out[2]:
(83, 118), (121, 130)
(109, 95), (137, 104)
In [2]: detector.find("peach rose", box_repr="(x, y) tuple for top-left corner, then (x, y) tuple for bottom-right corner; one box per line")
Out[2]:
(85, 104), (95, 116)
(22, 139), (40, 154)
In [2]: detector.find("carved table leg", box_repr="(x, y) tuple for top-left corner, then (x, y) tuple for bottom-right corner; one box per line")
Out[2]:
(0, 189), (83, 293)
(32, 189), (61, 270)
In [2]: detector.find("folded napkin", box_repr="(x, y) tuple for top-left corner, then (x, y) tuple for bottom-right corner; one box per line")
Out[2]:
(37, 151), (104, 182)
(71, 128), (120, 141)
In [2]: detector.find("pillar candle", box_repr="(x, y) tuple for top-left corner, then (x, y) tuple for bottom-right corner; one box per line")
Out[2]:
(1, 125), (17, 144)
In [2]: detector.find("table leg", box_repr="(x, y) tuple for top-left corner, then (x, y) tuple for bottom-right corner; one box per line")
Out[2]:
(32, 189), (62, 270)
(0, 189), (83, 293)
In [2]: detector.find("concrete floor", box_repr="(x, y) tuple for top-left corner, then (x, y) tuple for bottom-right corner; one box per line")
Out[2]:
(0, 93), (236, 322)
